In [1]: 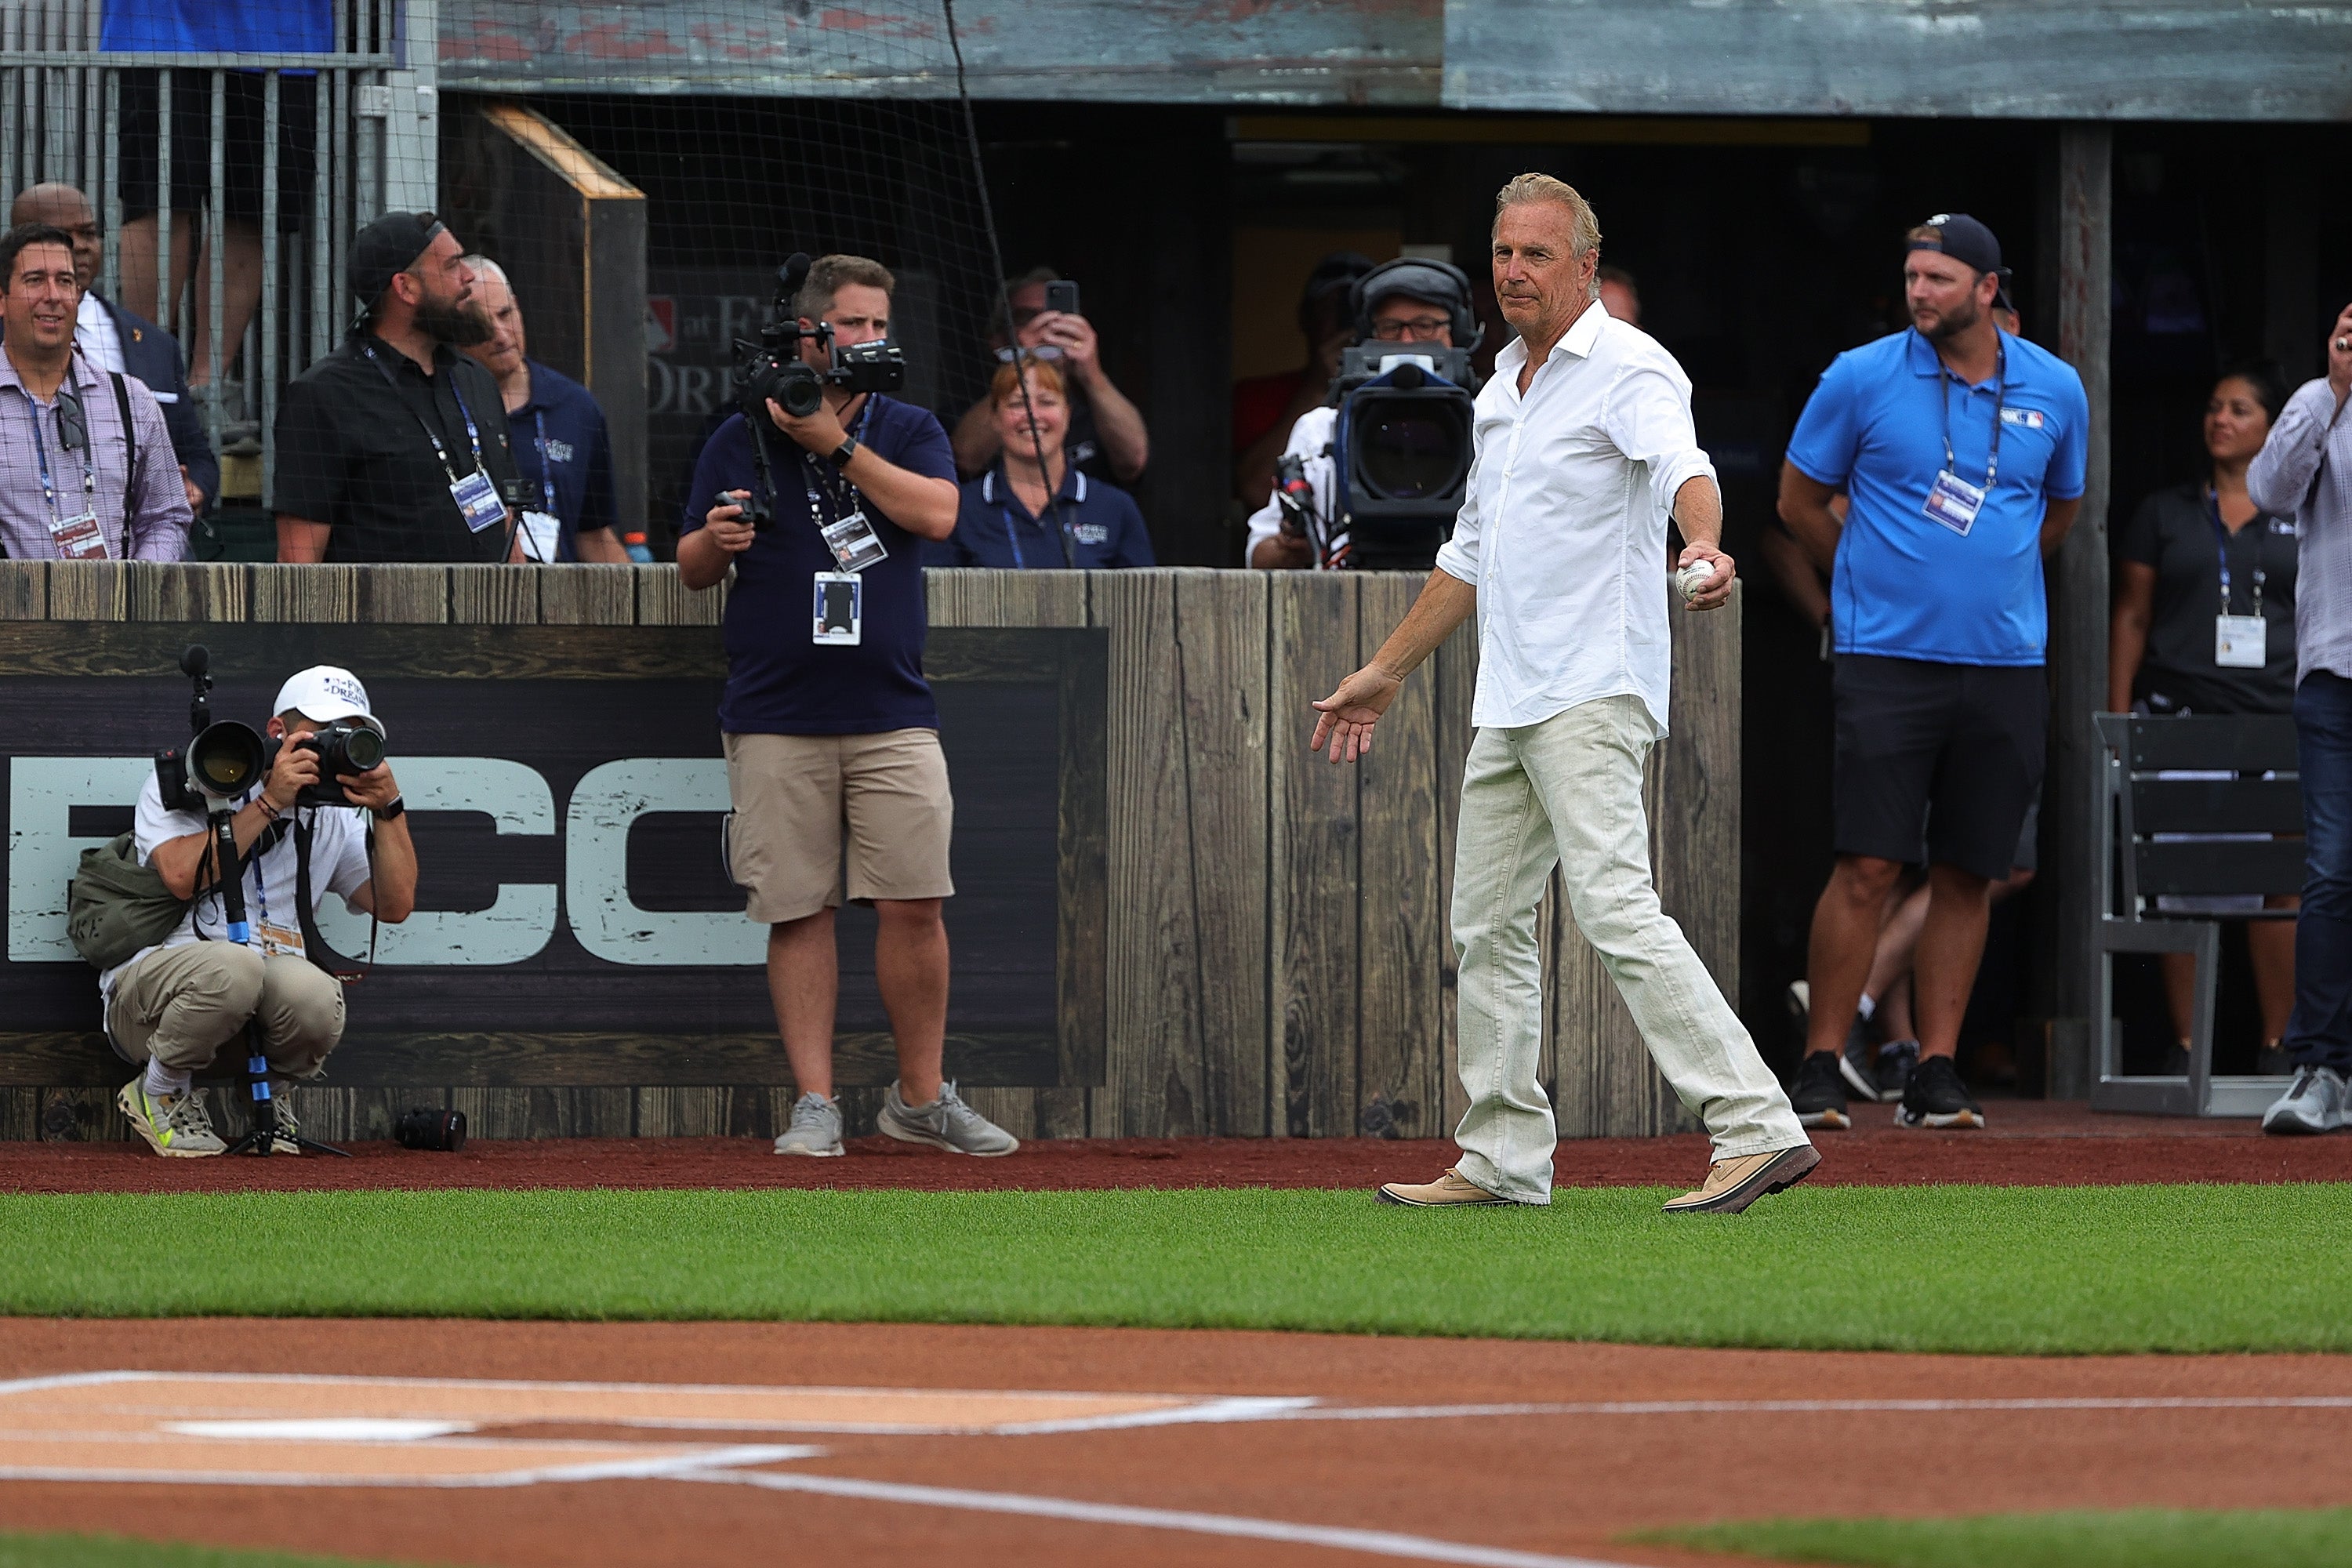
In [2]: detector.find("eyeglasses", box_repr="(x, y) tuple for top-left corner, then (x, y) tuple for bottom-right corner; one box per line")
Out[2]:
(1371, 317), (1450, 341)
(53, 387), (85, 452)
(994, 345), (1065, 362)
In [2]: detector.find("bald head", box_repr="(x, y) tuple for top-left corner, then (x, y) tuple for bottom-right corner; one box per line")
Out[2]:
(11, 183), (99, 290)
(459, 254), (528, 383)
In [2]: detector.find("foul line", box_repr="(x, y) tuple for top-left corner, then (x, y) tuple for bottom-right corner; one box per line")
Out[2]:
(1225, 1396), (2352, 1423)
(684, 1466), (1638, 1568)
(0, 1443), (822, 1490)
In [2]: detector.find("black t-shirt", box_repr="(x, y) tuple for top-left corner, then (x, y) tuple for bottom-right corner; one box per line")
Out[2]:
(271, 334), (524, 563)
(2114, 480), (2299, 714)
(679, 395), (956, 735)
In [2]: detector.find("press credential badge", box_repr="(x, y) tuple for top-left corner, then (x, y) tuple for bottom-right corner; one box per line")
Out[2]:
(813, 572), (862, 645)
(1922, 469), (1984, 537)
(450, 467), (507, 535)
(2216, 615), (2267, 670)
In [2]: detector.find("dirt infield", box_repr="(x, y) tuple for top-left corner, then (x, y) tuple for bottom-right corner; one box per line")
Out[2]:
(4, 1099), (2348, 1195)
(0, 1319), (2346, 1568)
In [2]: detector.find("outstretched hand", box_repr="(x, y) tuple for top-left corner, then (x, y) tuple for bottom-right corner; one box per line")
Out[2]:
(1309, 664), (1403, 764)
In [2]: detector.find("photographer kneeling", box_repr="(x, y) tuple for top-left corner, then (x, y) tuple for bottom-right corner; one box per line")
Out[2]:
(679, 253), (1018, 1160)
(107, 668), (416, 1157)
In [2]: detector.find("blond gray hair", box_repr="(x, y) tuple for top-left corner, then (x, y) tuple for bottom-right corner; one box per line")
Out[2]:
(458, 253), (510, 292)
(1494, 173), (1603, 298)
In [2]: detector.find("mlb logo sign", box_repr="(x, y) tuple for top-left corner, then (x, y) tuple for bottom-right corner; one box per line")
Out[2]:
(646, 298), (677, 355)
(1999, 408), (2045, 430)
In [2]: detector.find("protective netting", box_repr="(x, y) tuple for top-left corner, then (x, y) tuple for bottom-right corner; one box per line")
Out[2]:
(0, 0), (1010, 556)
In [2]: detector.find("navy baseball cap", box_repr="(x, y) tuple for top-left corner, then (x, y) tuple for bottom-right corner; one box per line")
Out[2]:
(1908, 213), (2003, 276)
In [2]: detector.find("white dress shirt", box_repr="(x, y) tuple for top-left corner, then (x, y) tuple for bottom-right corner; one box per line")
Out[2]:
(74, 291), (125, 374)
(1435, 297), (1715, 736)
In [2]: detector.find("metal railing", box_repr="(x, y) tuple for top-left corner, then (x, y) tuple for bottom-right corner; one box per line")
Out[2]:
(0, 0), (437, 502)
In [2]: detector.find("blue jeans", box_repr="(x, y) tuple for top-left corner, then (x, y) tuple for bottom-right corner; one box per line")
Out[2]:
(2288, 670), (2352, 1073)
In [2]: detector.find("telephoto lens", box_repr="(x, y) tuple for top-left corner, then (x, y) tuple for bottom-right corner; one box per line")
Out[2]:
(394, 1106), (466, 1152)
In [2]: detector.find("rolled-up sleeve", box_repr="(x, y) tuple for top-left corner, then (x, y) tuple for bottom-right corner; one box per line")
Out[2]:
(1604, 360), (1715, 525)
(2250, 379), (2341, 519)
(125, 380), (191, 560)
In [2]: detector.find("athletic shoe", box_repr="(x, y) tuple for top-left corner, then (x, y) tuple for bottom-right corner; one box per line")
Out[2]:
(267, 1092), (302, 1156)
(1895, 1054), (1985, 1129)
(1789, 1051), (1849, 1131)
(1875, 1039), (1921, 1103)
(1376, 1167), (1515, 1206)
(2261, 1066), (2347, 1136)
(876, 1080), (1019, 1156)
(1836, 1018), (1878, 1101)
(773, 1091), (844, 1157)
(117, 1078), (226, 1158)
(1661, 1145), (1821, 1215)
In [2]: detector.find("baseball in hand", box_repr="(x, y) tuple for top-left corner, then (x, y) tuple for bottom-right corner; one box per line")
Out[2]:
(1677, 559), (1715, 604)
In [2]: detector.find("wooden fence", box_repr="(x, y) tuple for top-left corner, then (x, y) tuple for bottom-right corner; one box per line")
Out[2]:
(0, 561), (1737, 1145)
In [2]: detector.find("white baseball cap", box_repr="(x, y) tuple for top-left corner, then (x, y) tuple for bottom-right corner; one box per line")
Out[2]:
(271, 665), (386, 739)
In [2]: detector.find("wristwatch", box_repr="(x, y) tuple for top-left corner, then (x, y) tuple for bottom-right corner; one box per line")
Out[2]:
(377, 795), (405, 821)
(829, 436), (859, 470)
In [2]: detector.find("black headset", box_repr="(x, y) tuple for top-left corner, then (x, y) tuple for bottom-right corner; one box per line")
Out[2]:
(1348, 257), (1483, 354)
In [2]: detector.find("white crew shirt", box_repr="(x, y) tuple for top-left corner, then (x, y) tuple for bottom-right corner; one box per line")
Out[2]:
(1434, 297), (1715, 737)
(74, 292), (125, 374)
(1242, 405), (1339, 568)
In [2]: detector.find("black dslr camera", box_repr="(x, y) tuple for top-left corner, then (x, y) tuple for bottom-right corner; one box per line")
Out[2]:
(155, 646), (386, 811)
(733, 252), (906, 425)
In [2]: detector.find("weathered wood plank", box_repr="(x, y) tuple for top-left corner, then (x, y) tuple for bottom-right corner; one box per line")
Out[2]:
(448, 564), (537, 626)
(0, 561), (45, 619)
(128, 562), (250, 622)
(0, 1089), (37, 1141)
(1652, 589), (1740, 1134)
(638, 564), (724, 626)
(538, 564), (637, 626)
(1353, 572), (1446, 1140)
(45, 561), (126, 620)
(1268, 572), (1359, 1138)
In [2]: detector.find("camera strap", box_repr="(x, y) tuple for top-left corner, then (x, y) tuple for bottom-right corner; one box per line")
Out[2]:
(291, 811), (377, 983)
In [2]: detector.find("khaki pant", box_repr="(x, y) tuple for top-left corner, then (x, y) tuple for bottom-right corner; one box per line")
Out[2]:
(107, 944), (345, 1080)
(1451, 695), (1806, 1203)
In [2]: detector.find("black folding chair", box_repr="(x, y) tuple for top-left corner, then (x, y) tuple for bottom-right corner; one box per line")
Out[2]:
(2092, 713), (2303, 1116)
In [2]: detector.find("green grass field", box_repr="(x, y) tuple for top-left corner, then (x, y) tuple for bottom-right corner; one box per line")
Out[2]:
(2, 1182), (2347, 1352)
(0, 1534), (414, 1568)
(1632, 1507), (2352, 1567)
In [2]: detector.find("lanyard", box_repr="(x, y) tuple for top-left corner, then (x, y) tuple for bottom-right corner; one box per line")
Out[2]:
(2206, 488), (2266, 617)
(361, 343), (486, 485)
(996, 469), (1073, 569)
(22, 387), (96, 525)
(793, 398), (874, 533)
(528, 408), (558, 517)
(1937, 340), (2006, 491)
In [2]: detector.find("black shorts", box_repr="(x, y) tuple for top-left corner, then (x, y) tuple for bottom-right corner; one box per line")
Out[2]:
(1832, 655), (2047, 882)
(117, 71), (318, 231)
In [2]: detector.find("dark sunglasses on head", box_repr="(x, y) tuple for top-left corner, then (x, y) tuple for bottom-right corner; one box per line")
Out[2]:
(53, 388), (86, 452)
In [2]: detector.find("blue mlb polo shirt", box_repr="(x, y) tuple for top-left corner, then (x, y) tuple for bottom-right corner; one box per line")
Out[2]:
(1786, 327), (2088, 666)
(511, 360), (617, 561)
(929, 467), (1156, 570)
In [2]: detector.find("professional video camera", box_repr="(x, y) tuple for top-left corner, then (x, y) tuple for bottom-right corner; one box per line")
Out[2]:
(733, 252), (906, 423)
(1327, 343), (1478, 572)
(155, 646), (386, 813)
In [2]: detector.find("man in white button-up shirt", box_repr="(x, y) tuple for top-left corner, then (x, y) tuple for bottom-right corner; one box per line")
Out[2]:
(1312, 174), (1813, 1215)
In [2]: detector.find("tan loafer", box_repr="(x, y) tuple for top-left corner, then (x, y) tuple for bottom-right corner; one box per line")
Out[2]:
(1376, 1167), (1515, 1207)
(1661, 1144), (1820, 1216)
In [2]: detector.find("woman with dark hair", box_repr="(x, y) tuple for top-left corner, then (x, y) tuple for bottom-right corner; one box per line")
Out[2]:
(2109, 361), (2299, 1071)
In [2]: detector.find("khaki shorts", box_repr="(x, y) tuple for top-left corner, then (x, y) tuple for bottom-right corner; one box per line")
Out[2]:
(722, 728), (955, 924)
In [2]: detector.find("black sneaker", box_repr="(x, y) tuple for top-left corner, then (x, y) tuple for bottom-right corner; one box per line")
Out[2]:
(1790, 1051), (1849, 1131)
(1875, 1039), (1920, 1104)
(1895, 1054), (1984, 1129)
(1837, 1018), (1878, 1102)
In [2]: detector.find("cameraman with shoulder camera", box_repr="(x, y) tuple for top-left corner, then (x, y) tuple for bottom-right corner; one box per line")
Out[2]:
(679, 254), (1018, 1160)
(107, 666), (416, 1158)
(1243, 257), (1478, 570)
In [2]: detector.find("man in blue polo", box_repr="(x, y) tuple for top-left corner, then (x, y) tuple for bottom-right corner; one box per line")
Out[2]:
(1778, 213), (2088, 1133)
(462, 256), (630, 563)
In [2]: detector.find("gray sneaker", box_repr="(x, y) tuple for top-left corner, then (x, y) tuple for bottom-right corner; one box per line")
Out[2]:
(2262, 1066), (2347, 1136)
(876, 1080), (1019, 1156)
(773, 1092), (845, 1156)
(117, 1078), (227, 1158)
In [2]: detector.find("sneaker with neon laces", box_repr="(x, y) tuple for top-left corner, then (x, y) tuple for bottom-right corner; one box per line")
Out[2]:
(773, 1092), (845, 1156)
(1790, 1050), (1849, 1131)
(1896, 1053), (1985, 1129)
(117, 1078), (227, 1158)
(876, 1080), (1019, 1156)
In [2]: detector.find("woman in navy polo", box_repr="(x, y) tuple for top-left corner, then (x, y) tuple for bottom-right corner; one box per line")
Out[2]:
(930, 357), (1155, 569)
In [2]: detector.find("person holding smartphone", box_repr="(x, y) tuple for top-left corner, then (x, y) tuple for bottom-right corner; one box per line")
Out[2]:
(677, 253), (1018, 1163)
(950, 267), (1149, 484)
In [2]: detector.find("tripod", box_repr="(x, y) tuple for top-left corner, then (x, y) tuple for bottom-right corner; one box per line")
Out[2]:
(204, 809), (349, 1159)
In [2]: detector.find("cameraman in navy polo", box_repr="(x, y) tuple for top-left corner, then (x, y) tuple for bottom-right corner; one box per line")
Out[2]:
(678, 252), (1020, 1160)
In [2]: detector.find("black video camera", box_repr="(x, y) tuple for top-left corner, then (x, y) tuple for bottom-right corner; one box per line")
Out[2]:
(156, 646), (387, 812)
(1329, 345), (1478, 572)
(734, 252), (906, 426)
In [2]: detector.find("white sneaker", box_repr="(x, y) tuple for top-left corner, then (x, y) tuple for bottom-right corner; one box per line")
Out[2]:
(773, 1092), (844, 1156)
(2261, 1066), (2347, 1136)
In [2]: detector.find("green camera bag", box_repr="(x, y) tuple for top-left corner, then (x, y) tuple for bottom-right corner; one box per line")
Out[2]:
(66, 833), (191, 970)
